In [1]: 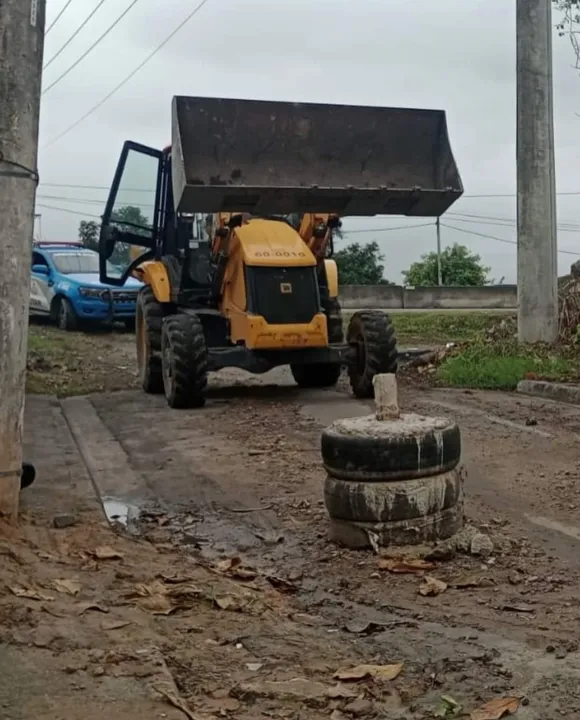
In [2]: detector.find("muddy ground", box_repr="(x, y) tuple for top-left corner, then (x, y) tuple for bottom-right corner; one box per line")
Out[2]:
(6, 329), (580, 719)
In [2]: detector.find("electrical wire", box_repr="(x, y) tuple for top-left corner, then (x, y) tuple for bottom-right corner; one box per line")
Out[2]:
(36, 203), (102, 219)
(441, 222), (580, 257)
(43, 0), (212, 148)
(43, 0), (108, 71)
(463, 191), (580, 198)
(341, 223), (434, 234)
(45, 0), (76, 36)
(43, 0), (143, 95)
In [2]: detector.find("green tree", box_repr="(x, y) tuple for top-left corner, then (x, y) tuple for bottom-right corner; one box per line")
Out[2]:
(334, 241), (393, 285)
(78, 220), (99, 251)
(77, 205), (150, 268)
(403, 243), (490, 287)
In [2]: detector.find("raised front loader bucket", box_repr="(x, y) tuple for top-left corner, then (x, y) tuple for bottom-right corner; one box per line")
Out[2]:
(171, 96), (463, 217)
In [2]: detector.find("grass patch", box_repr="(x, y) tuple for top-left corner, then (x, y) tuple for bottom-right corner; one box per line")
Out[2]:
(27, 322), (138, 397)
(343, 310), (514, 346)
(437, 341), (580, 390)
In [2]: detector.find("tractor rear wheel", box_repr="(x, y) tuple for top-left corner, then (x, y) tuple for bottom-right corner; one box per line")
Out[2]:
(290, 362), (342, 388)
(347, 311), (398, 399)
(136, 286), (164, 394)
(161, 313), (208, 409)
(290, 296), (344, 389)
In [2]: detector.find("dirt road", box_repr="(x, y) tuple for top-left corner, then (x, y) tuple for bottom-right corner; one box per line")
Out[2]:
(9, 362), (580, 718)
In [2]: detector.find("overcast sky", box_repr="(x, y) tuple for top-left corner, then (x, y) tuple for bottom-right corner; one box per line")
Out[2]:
(37, 0), (580, 283)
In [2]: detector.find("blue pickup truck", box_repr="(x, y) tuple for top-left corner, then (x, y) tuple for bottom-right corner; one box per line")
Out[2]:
(30, 243), (142, 331)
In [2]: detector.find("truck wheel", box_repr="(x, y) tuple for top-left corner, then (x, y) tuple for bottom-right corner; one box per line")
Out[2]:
(56, 297), (78, 332)
(161, 313), (208, 409)
(290, 363), (341, 388)
(347, 311), (397, 399)
(136, 287), (164, 394)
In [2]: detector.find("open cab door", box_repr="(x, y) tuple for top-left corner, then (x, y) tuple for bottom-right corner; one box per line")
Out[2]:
(99, 141), (165, 286)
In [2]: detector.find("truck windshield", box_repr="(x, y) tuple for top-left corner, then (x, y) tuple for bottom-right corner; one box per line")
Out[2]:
(51, 251), (119, 276)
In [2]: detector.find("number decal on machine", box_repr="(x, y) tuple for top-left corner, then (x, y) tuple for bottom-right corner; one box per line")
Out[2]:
(254, 251), (306, 258)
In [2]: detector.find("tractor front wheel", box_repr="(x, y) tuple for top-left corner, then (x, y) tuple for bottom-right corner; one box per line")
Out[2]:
(161, 313), (208, 409)
(136, 286), (164, 394)
(346, 311), (398, 399)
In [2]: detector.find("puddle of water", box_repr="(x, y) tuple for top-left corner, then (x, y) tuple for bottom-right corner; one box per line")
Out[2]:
(102, 498), (140, 527)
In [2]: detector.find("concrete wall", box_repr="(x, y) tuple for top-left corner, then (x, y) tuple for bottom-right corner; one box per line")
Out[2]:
(339, 284), (518, 310)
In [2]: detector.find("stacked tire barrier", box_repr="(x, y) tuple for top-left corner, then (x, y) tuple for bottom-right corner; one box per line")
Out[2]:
(321, 376), (464, 549)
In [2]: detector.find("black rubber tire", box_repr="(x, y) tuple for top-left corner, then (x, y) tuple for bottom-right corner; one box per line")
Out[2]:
(56, 297), (78, 332)
(136, 287), (164, 394)
(321, 414), (461, 482)
(324, 470), (463, 524)
(20, 462), (36, 490)
(328, 503), (464, 549)
(346, 311), (397, 399)
(290, 297), (343, 388)
(290, 363), (342, 388)
(327, 296), (344, 344)
(161, 313), (208, 409)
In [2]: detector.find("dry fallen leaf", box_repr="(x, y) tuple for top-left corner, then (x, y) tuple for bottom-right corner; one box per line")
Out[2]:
(232, 567), (258, 581)
(91, 546), (124, 561)
(214, 594), (243, 611)
(326, 684), (358, 699)
(266, 575), (298, 593)
(9, 585), (55, 602)
(435, 695), (462, 717)
(153, 685), (200, 720)
(334, 663), (404, 682)
(418, 576), (448, 597)
(378, 558), (435, 574)
(52, 578), (82, 596)
(166, 584), (203, 601)
(76, 602), (110, 615)
(471, 696), (521, 720)
(216, 557), (241, 573)
(139, 594), (176, 615)
(102, 619), (133, 631)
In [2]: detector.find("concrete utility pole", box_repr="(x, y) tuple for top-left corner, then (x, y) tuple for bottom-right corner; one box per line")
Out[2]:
(516, 0), (558, 343)
(436, 218), (442, 286)
(0, 0), (46, 522)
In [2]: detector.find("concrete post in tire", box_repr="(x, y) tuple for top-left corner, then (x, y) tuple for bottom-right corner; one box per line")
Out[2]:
(321, 374), (465, 549)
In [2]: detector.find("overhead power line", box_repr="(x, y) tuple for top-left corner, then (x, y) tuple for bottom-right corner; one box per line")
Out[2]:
(441, 223), (580, 257)
(43, 0), (108, 71)
(43, 0), (212, 148)
(43, 0), (143, 95)
(343, 223), (434, 234)
(463, 191), (580, 198)
(45, 0), (76, 36)
(36, 203), (102, 219)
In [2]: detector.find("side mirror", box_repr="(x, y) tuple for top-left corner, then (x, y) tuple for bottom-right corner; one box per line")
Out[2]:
(99, 225), (120, 260)
(32, 264), (49, 275)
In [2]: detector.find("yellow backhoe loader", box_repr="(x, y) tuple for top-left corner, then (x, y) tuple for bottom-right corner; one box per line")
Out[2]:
(99, 96), (463, 408)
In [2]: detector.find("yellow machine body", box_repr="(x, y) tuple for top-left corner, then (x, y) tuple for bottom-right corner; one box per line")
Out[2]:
(220, 218), (328, 350)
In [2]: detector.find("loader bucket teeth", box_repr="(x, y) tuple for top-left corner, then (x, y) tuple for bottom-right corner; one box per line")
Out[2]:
(171, 96), (463, 217)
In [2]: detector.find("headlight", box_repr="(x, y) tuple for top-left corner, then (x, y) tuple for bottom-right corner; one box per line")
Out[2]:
(78, 287), (105, 298)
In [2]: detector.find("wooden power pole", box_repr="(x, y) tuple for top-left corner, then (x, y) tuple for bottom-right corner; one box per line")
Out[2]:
(0, 0), (46, 521)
